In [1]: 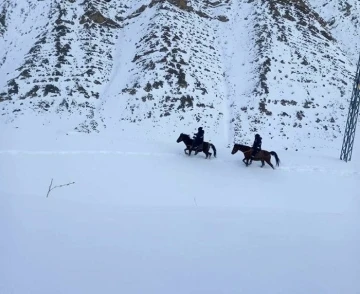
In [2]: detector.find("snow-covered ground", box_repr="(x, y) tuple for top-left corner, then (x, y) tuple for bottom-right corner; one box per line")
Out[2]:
(1, 126), (359, 294)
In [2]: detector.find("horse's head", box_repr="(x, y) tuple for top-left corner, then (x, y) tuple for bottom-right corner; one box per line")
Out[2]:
(176, 133), (183, 143)
(231, 144), (239, 155)
(232, 144), (251, 154)
(177, 133), (189, 143)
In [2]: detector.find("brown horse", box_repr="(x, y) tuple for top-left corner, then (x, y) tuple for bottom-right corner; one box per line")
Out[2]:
(176, 133), (217, 159)
(231, 144), (280, 169)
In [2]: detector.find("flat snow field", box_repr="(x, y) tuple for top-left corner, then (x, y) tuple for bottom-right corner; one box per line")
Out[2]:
(1, 130), (359, 294)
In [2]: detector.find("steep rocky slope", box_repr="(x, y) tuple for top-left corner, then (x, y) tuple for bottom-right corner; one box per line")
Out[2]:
(226, 0), (355, 149)
(308, 0), (360, 63)
(0, 0), (358, 150)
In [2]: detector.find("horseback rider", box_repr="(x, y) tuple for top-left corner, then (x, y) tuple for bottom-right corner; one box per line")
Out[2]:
(251, 133), (262, 158)
(192, 127), (204, 151)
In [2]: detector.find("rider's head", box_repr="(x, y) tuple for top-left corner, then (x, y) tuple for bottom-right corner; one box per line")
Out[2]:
(198, 127), (203, 131)
(255, 134), (260, 138)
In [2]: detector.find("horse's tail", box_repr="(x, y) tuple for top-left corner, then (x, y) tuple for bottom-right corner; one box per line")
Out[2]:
(270, 151), (280, 166)
(210, 143), (217, 158)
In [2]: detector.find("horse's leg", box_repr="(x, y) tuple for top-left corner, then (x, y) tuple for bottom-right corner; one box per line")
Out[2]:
(184, 148), (188, 155)
(247, 154), (252, 166)
(195, 145), (201, 155)
(260, 159), (265, 167)
(203, 145), (209, 159)
(265, 157), (275, 169)
(247, 153), (253, 165)
(243, 155), (249, 166)
(207, 145), (212, 159)
(203, 148), (211, 158)
(250, 152), (256, 164)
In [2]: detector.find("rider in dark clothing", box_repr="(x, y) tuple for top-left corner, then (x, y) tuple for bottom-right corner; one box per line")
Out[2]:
(251, 134), (262, 158)
(192, 127), (204, 150)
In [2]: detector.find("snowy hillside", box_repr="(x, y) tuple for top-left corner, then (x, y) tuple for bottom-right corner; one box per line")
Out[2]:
(0, 0), (132, 131)
(308, 0), (360, 64)
(226, 0), (355, 150)
(0, 0), (359, 151)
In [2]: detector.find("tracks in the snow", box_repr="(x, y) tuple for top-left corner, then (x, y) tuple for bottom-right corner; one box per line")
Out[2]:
(0, 150), (358, 176)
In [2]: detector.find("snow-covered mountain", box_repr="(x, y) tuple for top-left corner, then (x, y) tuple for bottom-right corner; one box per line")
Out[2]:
(308, 0), (360, 64)
(0, 0), (359, 150)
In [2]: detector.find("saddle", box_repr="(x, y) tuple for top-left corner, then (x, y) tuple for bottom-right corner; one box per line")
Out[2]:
(251, 148), (261, 158)
(197, 143), (204, 150)
(193, 143), (203, 151)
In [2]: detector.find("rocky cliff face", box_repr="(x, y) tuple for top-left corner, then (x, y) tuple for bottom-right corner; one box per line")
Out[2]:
(308, 0), (360, 63)
(0, 0), (358, 150)
(227, 0), (355, 149)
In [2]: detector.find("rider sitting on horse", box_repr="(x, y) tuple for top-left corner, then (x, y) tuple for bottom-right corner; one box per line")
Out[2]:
(251, 134), (262, 158)
(192, 127), (204, 150)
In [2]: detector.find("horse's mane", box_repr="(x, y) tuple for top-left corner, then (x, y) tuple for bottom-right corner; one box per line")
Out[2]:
(181, 133), (191, 138)
(235, 143), (251, 149)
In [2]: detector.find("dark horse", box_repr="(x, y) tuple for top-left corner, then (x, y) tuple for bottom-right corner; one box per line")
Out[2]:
(231, 144), (280, 169)
(177, 133), (217, 159)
